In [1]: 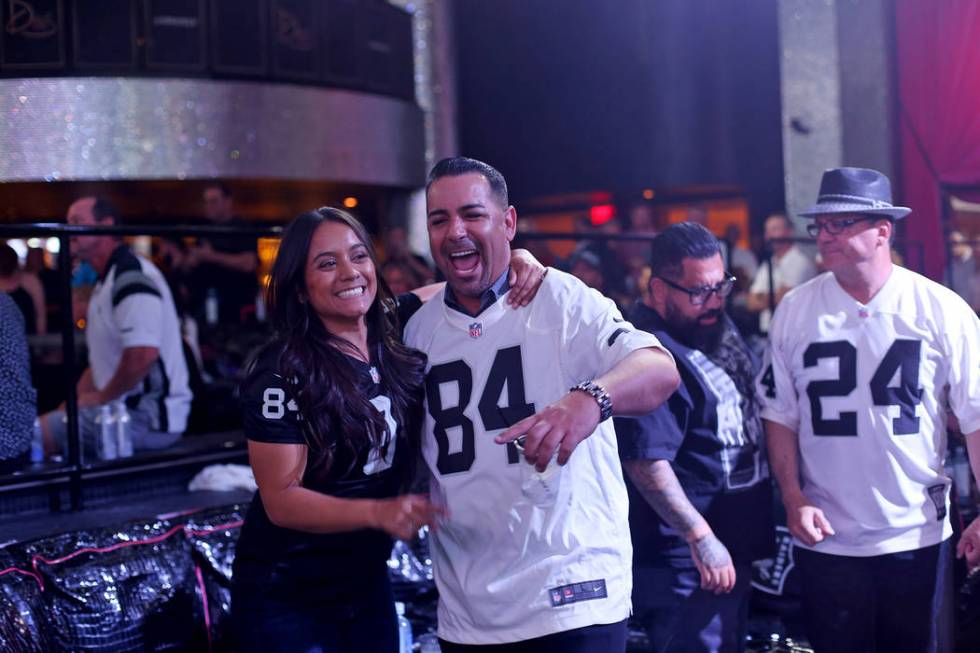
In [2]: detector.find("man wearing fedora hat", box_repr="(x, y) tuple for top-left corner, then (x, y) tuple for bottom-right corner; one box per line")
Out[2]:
(756, 167), (980, 652)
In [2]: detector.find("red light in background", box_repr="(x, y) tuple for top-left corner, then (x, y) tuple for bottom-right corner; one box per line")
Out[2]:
(589, 204), (616, 226)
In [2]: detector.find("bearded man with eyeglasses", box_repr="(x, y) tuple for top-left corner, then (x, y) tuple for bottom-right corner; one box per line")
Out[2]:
(757, 167), (980, 653)
(616, 222), (775, 653)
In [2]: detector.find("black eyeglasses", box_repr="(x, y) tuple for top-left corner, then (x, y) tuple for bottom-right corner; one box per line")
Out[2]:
(657, 273), (736, 306)
(806, 216), (878, 237)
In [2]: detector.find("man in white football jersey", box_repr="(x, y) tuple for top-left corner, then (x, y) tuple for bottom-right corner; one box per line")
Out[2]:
(403, 157), (680, 651)
(758, 167), (980, 653)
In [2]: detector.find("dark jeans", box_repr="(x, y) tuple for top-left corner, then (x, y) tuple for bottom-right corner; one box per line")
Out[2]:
(232, 568), (398, 653)
(795, 539), (953, 653)
(438, 619), (627, 653)
(633, 563), (753, 653)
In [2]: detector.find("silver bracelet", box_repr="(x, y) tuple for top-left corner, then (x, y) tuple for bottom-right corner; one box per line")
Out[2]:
(569, 380), (612, 422)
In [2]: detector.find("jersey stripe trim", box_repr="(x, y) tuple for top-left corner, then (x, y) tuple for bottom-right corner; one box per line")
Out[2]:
(111, 270), (162, 307)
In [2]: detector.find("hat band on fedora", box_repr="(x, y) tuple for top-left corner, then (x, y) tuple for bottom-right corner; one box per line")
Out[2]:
(816, 193), (894, 209)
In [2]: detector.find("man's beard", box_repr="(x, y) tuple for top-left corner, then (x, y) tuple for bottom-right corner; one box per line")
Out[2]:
(663, 301), (726, 353)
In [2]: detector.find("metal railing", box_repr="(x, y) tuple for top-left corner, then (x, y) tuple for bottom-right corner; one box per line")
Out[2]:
(0, 223), (945, 513)
(0, 223), (282, 511)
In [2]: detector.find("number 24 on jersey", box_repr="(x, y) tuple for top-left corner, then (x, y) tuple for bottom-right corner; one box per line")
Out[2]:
(760, 339), (923, 437)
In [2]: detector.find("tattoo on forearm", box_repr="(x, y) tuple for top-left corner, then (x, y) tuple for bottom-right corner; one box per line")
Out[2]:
(624, 460), (704, 535)
(693, 534), (732, 568)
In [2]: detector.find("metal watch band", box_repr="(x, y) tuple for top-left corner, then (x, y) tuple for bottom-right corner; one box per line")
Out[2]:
(569, 380), (613, 422)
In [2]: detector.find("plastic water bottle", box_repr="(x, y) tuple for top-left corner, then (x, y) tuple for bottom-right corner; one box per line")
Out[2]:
(97, 404), (117, 460)
(417, 632), (441, 653)
(395, 601), (412, 653)
(115, 401), (133, 457)
(520, 454), (562, 507)
(205, 287), (219, 325)
(952, 445), (972, 505)
(255, 289), (266, 322)
(31, 417), (45, 463)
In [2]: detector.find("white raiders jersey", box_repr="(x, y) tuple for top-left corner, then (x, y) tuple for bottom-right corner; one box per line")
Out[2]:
(757, 266), (980, 556)
(404, 269), (667, 644)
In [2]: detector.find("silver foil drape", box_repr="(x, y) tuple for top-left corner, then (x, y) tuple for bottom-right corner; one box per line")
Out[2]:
(0, 77), (425, 186)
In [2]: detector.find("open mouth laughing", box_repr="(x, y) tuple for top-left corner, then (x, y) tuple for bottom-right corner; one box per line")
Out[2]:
(448, 248), (480, 274)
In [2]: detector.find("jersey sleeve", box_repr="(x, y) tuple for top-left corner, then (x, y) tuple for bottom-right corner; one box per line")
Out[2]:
(616, 386), (691, 462)
(557, 274), (669, 384)
(945, 303), (980, 435)
(240, 355), (306, 444)
(395, 292), (423, 326)
(110, 270), (164, 349)
(755, 300), (801, 431)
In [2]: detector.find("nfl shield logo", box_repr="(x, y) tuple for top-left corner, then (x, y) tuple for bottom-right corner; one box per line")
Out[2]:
(468, 322), (482, 339)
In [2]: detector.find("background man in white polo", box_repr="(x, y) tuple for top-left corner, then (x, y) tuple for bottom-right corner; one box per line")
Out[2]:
(41, 197), (191, 458)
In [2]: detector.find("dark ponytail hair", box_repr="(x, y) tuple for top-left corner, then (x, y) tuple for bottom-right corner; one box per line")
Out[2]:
(266, 207), (426, 477)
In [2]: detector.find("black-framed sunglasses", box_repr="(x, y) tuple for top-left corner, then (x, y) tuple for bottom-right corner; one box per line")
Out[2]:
(806, 216), (878, 237)
(657, 273), (737, 306)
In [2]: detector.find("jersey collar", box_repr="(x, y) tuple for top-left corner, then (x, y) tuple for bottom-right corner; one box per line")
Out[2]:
(99, 243), (132, 282)
(828, 265), (903, 315)
(443, 267), (511, 317)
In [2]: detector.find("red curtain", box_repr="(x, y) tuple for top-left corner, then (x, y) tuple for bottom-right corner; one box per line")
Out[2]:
(895, 0), (980, 279)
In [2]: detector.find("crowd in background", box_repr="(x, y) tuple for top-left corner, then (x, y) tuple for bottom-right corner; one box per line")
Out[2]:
(0, 185), (978, 476)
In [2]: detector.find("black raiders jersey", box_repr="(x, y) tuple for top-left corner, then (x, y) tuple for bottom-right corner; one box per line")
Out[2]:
(233, 342), (412, 588)
(617, 303), (774, 567)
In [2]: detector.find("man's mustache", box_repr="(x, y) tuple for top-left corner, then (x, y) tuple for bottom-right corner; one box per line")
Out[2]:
(697, 309), (722, 324)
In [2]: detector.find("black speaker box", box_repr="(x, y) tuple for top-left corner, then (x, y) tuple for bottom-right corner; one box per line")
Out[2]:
(144, 0), (206, 71)
(270, 0), (318, 81)
(0, 0), (65, 70)
(359, 1), (413, 98)
(320, 0), (359, 84)
(210, 0), (267, 75)
(72, 0), (138, 69)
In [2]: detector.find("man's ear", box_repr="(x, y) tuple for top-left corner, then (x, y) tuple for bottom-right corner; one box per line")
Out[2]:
(649, 277), (668, 304)
(504, 206), (517, 242)
(876, 219), (893, 246)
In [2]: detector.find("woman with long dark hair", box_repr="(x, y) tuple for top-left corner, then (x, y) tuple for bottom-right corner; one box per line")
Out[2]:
(231, 207), (545, 652)
(231, 208), (439, 652)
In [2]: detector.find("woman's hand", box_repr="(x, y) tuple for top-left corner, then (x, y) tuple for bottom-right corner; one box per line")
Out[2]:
(507, 249), (547, 307)
(371, 493), (445, 540)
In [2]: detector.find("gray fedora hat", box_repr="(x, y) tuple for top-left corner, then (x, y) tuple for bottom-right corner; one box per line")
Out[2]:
(799, 167), (911, 220)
